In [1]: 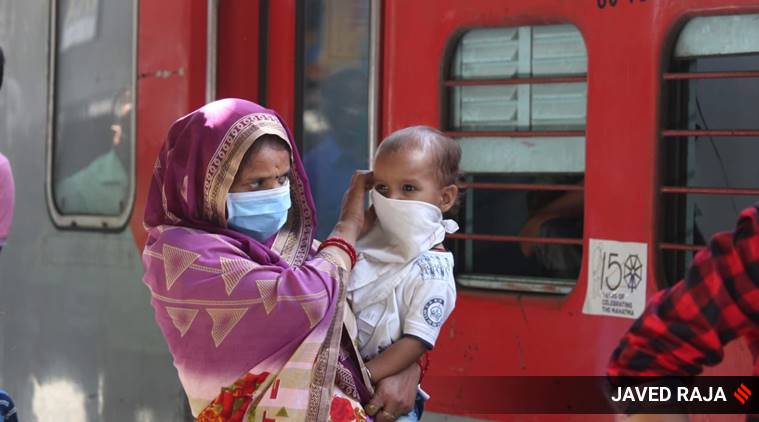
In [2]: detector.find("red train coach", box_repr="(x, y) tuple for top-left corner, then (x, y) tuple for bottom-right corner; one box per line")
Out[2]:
(2, 0), (758, 420)
(140, 0), (759, 418)
(133, 0), (759, 420)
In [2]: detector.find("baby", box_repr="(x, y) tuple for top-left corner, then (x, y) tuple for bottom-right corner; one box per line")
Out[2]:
(347, 126), (461, 421)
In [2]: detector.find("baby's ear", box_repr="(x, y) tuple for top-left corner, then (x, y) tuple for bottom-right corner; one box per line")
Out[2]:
(440, 184), (459, 213)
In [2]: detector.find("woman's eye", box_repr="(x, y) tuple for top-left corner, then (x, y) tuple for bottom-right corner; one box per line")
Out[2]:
(277, 175), (288, 185)
(375, 184), (388, 193)
(248, 181), (262, 190)
(402, 184), (416, 192)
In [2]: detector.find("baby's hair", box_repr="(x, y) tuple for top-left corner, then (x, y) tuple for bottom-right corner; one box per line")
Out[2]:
(376, 126), (461, 187)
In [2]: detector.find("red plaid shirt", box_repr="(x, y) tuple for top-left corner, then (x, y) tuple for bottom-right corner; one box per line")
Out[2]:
(608, 205), (759, 378)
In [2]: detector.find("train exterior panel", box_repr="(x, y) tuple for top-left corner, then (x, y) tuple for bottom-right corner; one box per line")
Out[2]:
(0, 0), (757, 421)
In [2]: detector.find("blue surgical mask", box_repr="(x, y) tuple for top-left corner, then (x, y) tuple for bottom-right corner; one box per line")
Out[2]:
(226, 183), (291, 241)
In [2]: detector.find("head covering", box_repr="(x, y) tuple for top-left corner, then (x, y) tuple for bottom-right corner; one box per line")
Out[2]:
(144, 98), (316, 267)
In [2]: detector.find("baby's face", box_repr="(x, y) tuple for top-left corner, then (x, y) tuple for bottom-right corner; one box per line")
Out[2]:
(373, 148), (446, 209)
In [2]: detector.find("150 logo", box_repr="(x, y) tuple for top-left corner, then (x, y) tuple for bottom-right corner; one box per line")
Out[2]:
(583, 239), (648, 319)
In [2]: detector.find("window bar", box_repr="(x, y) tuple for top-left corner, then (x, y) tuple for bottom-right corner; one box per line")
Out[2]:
(661, 186), (759, 196)
(660, 243), (704, 252)
(444, 76), (587, 86)
(663, 129), (759, 137)
(448, 233), (582, 245)
(445, 130), (584, 138)
(461, 182), (583, 191)
(664, 71), (759, 80)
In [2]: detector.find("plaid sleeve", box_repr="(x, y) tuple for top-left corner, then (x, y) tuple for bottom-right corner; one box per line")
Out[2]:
(608, 205), (759, 376)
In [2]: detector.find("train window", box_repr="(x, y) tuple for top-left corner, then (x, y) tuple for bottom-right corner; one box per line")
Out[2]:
(661, 14), (759, 286)
(300, 0), (371, 240)
(46, 0), (136, 229)
(444, 24), (587, 294)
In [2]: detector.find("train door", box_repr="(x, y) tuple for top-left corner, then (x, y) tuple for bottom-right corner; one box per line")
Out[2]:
(263, 0), (373, 241)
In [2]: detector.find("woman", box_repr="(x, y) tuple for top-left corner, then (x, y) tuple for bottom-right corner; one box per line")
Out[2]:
(142, 99), (419, 421)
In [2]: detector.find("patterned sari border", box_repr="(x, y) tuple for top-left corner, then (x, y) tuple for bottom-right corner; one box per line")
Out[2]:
(306, 267), (348, 421)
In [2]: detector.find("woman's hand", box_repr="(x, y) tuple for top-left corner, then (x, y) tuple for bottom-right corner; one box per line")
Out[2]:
(364, 362), (420, 422)
(359, 206), (377, 239)
(333, 170), (373, 243)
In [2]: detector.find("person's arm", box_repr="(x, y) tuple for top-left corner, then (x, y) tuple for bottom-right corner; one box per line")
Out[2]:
(364, 336), (426, 383)
(531, 189), (584, 220)
(364, 260), (456, 380)
(608, 205), (759, 377)
(519, 189), (583, 256)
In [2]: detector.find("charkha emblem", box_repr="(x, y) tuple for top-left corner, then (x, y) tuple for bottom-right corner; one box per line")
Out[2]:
(423, 298), (445, 327)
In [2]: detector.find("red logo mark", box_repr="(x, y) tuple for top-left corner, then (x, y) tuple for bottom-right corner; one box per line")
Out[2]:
(734, 383), (751, 404)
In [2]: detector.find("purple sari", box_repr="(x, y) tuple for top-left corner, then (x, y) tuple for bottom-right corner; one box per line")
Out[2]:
(141, 99), (370, 421)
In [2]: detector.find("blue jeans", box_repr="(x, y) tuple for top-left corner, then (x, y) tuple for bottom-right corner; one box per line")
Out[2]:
(395, 392), (425, 422)
(0, 389), (18, 422)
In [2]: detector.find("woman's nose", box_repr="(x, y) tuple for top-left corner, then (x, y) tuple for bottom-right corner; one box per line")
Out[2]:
(262, 179), (280, 190)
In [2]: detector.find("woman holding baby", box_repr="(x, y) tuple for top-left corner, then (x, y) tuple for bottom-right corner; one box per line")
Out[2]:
(141, 99), (460, 422)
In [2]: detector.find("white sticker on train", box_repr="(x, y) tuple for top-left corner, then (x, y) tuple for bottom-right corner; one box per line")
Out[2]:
(582, 239), (647, 319)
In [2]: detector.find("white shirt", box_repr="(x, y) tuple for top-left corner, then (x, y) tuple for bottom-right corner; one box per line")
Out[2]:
(348, 250), (457, 360)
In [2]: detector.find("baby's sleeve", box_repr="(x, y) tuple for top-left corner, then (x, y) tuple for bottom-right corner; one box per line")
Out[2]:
(401, 262), (457, 349)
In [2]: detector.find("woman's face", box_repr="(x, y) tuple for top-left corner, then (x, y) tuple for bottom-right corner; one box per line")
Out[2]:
(229, 142), (291, 193)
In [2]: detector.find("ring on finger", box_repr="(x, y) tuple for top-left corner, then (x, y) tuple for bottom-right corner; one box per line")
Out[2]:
(381, 410), (397, 421)
(365, 403), (380, 413)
